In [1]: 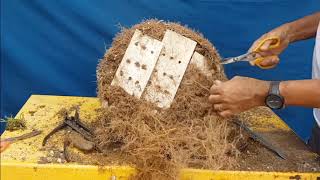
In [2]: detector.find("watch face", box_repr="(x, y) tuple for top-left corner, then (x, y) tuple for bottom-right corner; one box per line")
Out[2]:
(266, 94), (283, 109)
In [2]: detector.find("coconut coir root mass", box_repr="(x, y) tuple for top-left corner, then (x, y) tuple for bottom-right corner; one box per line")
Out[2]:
(95, 20), (244, 180)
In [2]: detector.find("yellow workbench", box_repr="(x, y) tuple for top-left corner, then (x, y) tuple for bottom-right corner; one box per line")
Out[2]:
(1, 95), (319, 180)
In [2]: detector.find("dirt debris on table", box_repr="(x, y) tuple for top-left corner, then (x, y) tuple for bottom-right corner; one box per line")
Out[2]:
(38, 149), (66, 164)
(236, 135), (320, 172)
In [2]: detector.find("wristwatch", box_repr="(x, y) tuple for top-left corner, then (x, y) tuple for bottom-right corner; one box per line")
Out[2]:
(265, 81), (285, 109)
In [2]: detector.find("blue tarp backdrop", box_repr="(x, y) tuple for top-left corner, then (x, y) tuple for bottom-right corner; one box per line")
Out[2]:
(1, 0), (319, 141)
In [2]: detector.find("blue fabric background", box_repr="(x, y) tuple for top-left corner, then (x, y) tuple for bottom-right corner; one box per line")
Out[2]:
(1, 0), (319, 141)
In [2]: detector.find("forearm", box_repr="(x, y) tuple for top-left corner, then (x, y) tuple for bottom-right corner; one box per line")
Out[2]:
(285, 12), (320, 42)
(279, 80), (320, 108)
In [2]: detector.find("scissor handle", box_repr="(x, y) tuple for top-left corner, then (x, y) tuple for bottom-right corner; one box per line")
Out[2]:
(252, 37), (281, 69)
(252, 56), (277, 69)
(254, 37), (281, 52)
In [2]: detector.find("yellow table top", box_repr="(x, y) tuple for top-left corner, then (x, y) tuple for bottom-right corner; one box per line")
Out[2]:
(1, 95), (319, 180)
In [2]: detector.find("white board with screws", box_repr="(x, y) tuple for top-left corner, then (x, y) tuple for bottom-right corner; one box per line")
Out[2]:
(111, 29), (164, 98)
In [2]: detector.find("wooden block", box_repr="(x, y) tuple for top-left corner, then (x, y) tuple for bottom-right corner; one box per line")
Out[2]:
(111, 30), (163, 98)
(143, 30), (197, 108)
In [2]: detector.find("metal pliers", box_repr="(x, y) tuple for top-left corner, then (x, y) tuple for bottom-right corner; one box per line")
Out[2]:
(42, 109), (94, 146)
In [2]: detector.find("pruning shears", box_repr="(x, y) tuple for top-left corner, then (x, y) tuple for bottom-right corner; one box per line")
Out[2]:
(220, 37), (281, 69)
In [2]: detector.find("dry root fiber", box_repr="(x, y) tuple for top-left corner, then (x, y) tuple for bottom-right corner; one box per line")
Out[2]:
(95, 20), (244, 180)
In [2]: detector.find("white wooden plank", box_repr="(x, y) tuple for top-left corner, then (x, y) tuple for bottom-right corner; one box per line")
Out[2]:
(111, 29), (163, 98)
(143, 30), (197, 108)
(190, 52), (213, 78)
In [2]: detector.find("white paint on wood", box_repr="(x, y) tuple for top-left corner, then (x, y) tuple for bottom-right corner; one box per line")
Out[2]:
(190, 52), (213, 78)
(143, 30), (197, 108)
(111, 29), (163, 98)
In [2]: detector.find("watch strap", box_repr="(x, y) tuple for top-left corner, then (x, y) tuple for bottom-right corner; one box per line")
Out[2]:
(267, 81), (285, 109)
(269, 81), (281, 96)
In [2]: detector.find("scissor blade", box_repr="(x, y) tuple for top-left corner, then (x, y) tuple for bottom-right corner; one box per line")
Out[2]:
(220, 58), (236, 65)
(221, 52), (253, 65)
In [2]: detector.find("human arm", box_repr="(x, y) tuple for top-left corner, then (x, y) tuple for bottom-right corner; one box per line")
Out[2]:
(286, 11), (320, 42)
(249, 11), (320, 68)
(208, 12), (320, 117)
(208, 77), (320, 118)
(279, 79), (320, 107)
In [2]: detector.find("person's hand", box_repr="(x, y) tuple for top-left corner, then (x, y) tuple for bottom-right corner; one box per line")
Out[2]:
(248, 24), (291, 68)
(208, 76), (269, 118)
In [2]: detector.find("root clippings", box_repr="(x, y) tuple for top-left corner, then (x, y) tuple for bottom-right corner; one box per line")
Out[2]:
(2, 115), (27, 131)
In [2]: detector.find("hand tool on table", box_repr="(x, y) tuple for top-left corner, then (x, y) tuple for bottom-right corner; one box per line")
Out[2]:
(42, 109), (94, 146)
(233, 120), (286, 159)
(220, 37), (280, 69)
(42, 109), (96, 162)
(0, 130), (42, 153)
